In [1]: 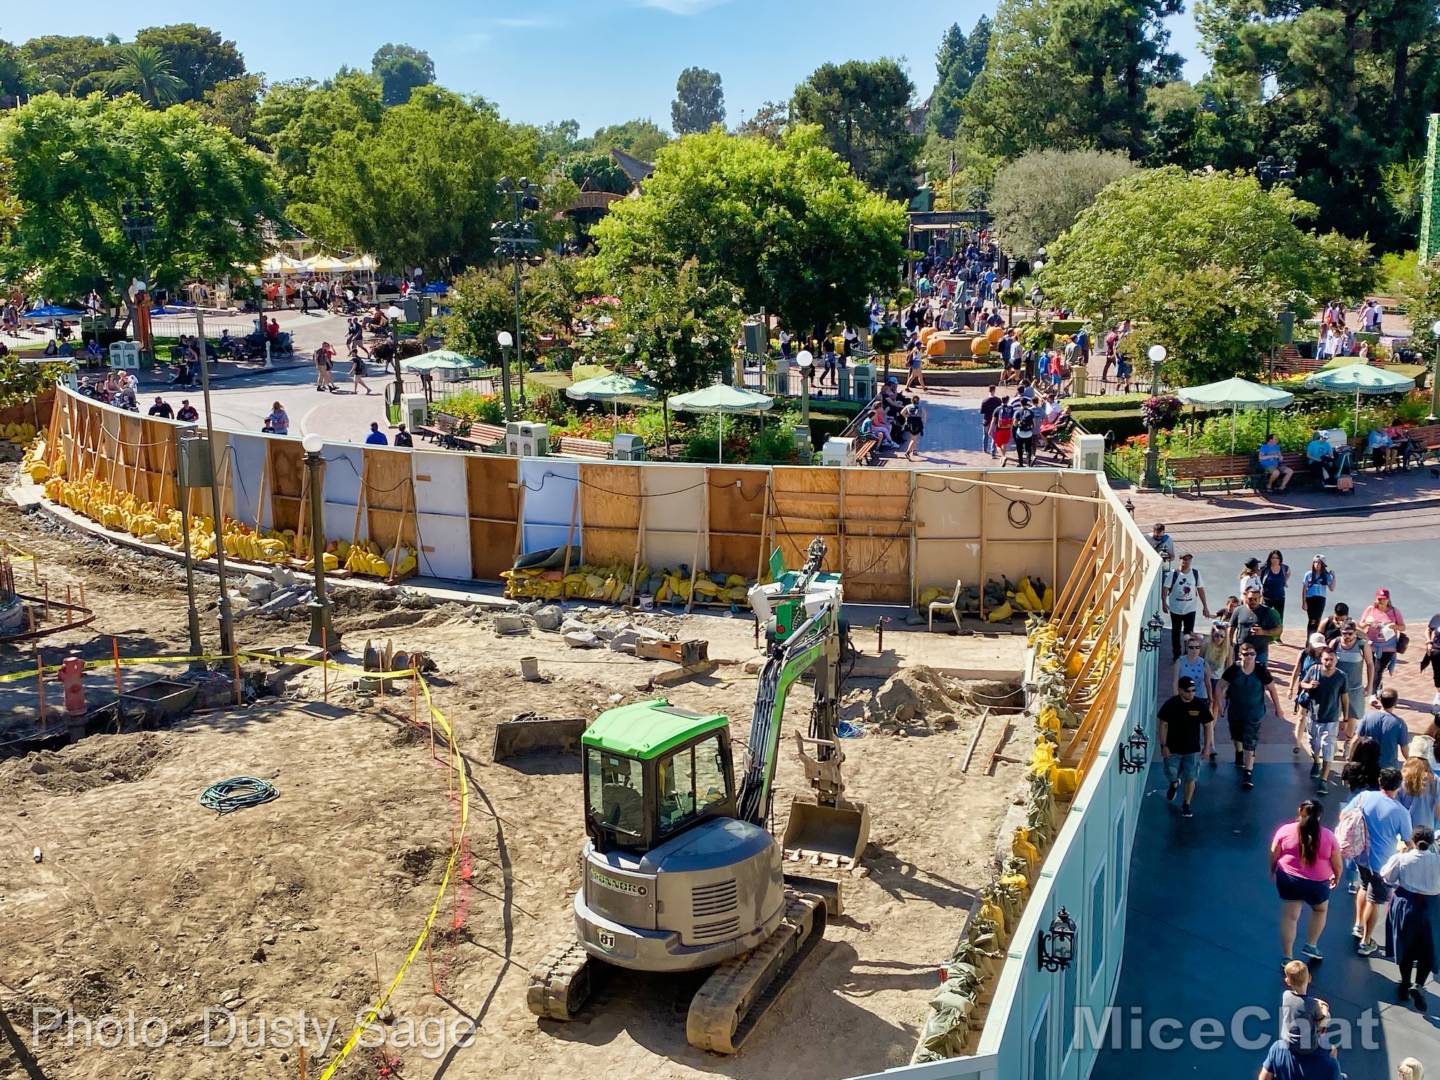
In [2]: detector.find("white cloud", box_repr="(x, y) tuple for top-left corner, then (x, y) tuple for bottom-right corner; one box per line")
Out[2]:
(640, 0), (732, 14)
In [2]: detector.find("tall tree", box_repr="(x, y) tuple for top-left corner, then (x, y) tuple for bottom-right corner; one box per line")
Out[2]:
(989, 149), (1137, 256)
(0, 40), (35, 108)
(290, 87), (538, 277)
(963, 0), (1181, 160)
(371, 43), (434, 106)
(790, 58), (921, 201)
(199, 75), (265, 143)
(134, 23), (245, 103)
(1041, 167), (1370, 382)
(253, 73), (385, 199)
(0, 94), (277, 312)
(590, 126), (906, 335)
(734, 100), (789, 143)
(671, 67), (725, 134)
(105, 45), (187, 106)
(928, 16), (991, 139)
(19, 35), (116, 96)
(560, 151), (632, 195)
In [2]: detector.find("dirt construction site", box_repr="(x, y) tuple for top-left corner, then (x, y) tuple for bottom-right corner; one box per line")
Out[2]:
(0, 458), (1033, 1080)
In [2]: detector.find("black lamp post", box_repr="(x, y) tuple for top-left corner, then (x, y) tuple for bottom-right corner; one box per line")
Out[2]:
(302, 433), (338, 651)
(1142, 344), (1166, 490)
(493, 176), (541, 420)
(1139, 612), (1166, 653)
(121, 199), (155, 360)
(1037, 907), (1078, 972)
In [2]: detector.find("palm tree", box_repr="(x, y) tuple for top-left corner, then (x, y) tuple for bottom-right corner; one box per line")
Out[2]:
(105, 46), (185, 106)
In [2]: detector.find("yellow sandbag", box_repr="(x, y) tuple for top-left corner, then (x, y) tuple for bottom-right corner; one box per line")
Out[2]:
(986, 601), (1013, 622)
(1053, 767), (1079, 797)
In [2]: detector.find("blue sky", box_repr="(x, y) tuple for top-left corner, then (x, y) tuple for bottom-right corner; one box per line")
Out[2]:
(2, 0), (1204, 133)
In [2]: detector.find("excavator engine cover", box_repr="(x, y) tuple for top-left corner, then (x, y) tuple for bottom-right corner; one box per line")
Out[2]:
(782, 797), (871, 864)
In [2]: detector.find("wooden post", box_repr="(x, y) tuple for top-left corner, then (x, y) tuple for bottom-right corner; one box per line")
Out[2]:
(43, 582), (49, 620)
(1051, 516), (1103, 619)
(298, 1047), (306, 1080)
(66, 585), (73, 625)
(79, 582), (86, 611)
(386, 483), (415, 584)
(36, 650), (46, 730)
(112, 637), (122, 697)
(558, 482), (580, 600)
(232, 652), (242, 706)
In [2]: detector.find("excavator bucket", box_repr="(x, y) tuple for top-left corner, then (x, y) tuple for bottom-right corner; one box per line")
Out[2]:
(492, 713), (588, 764)
(782, 796), (871, 864)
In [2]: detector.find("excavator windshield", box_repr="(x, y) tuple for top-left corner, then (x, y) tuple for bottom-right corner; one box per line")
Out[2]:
(584, 732), (736, 853)
(586, 749), (645, 841)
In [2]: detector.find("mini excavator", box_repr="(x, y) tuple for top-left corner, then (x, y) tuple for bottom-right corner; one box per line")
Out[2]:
(527, 538), (869, 1053)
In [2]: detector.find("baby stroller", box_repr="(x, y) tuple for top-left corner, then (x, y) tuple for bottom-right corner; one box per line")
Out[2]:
(1039, 410), (1076, 459)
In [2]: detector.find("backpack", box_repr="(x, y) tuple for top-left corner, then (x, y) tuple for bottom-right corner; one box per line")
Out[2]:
(1336, 803), (1368, 862)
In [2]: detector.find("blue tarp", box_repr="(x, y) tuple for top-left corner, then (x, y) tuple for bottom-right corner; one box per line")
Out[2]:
(22, 305), (84, 319)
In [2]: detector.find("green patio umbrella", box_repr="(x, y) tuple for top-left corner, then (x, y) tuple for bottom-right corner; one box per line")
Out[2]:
(1176, 377), (1295, 453)
(668, 384), (775, 463)
(399, 349), (485, 373)
(566, 372), (657, 435)
(1304, 365), (1416, 436)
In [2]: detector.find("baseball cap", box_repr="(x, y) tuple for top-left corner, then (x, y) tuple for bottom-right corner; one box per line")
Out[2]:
(1376, 587), (1390, 599)
(1308, 632), (1326, 649)
(1177, 676), (1195, 690)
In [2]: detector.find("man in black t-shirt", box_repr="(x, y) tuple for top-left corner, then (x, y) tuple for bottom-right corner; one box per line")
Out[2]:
(1159, 677), (1215, 817)
(980, 385), (1002, 456)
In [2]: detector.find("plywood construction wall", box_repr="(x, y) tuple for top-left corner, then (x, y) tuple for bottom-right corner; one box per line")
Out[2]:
(47, 388), (1109, 602)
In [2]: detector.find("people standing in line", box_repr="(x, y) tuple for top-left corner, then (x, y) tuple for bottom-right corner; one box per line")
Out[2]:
(1348, 767), (1413, 956)
(1360, 588), (1405, 693)
(979, 386), (1002, 456)
(1159, 676), (1214, 818)
(1383, 826), (1440, 1010)
(1327, 623), (1373, 731)
(1298, 648), (1351, 795)
(1232, 587), (1283, 668)
(1302, 556), (1336, 636)
(1162, 552), (1211, 662)
(1214, 643), (1287, 790)
(1260, 550), (1291, 643)
(1270, 803), (1341, 963)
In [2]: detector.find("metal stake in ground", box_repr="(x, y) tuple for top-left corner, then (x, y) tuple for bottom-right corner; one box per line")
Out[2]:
(194, 308), (235, 656)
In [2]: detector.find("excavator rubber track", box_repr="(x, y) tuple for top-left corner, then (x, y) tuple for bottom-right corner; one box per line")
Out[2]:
(526, 939), (595, 1021)
(685, 891), (827, 1054)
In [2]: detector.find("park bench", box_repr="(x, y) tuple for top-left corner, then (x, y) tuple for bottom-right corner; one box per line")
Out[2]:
(1403, 423), (1440, 466)
(1270, 346), (1324, 378)
(417, 413), (502, 453)
(1165, 454), (1256, 495)
(553, 436), (614, 460)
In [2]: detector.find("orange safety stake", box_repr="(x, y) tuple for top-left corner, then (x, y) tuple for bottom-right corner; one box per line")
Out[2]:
(232, 653), (242, 706)
(111, 637), (122, 697)
(36, 650), (46, 730)
(65, 585), (73, 625)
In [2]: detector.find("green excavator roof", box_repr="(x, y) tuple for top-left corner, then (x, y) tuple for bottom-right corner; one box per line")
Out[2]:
(581, 699), (728, 760)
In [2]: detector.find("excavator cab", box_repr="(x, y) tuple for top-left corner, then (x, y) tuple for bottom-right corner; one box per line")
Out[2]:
(583, 700), (737, 855)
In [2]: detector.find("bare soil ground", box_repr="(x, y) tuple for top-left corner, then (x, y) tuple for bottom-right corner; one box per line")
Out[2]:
(0, 472), (1030, 1080)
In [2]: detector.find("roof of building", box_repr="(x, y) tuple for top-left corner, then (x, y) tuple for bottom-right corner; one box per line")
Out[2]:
(610, 148), (656, 184)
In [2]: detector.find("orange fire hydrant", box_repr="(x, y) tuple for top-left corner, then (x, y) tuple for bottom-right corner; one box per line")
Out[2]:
(59, 653), (87, 718)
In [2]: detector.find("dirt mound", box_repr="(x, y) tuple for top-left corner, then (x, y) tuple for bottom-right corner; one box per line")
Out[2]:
(843, 666), (979, 733)
(0, 732), (177, 794)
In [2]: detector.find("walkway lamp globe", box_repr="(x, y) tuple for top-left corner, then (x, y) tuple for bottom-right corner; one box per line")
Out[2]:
(1118, 722), (1150, 774)
(497, 330), (513, 348)
(1428, 320), (1440, 422)
(1037, 907), (1077, 972)
(496, 330), (515, 420)
(1142, 344), (1168, 490)
(302, 432), (339, 651)
(795, 349), (815, 436)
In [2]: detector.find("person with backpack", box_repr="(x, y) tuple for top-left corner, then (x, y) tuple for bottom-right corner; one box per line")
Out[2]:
(1270, 800), (1341, 964)
(1012, 400), (1037, 466)
(989, 398), (1014, 463)
(1214, 641), (1287, 790)
(1161, 552), (1211, 661)
(1343, 767), (1414, 957)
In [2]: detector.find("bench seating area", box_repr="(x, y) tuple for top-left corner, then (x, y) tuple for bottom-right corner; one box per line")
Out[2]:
(414, 412), (503, 452)
(552, 436), (614, 460)
(1165, 454), (1256, 494)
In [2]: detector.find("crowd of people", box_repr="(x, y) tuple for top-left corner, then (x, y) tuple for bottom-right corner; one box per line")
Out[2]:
(1146, 527), (1440, 1073)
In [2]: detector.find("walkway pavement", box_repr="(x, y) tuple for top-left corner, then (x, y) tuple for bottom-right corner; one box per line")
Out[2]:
(1094, 538), (1440, 1080)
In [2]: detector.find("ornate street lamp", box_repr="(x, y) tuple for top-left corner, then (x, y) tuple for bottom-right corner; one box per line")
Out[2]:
(1142, 344), (1167, 490)
(1037, 907), (1078, 972)
(1118, 722), (1151, 774)
(492, 177), (542, 420)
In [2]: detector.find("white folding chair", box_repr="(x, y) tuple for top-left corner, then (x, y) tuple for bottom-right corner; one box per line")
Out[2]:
(928, 579), (964, 632)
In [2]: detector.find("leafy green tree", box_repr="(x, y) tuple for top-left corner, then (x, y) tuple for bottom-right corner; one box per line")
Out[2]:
(371, 43), (434, 106)
(558, 151), (631, 195)
(290, 87), (535, 277)
(0, 94), (277, 320)
(105, 45), (186, 105)
(253, 73), (384, 197)
(20, 35), (116, 96)
(791, 59), (921, 201)
(591, 260), (739, 455)
(590, 126), (906, 337)
(0, 40), (36, 108)
(963, 0), (1181, 160)
(199, 74), (265, 142)
(928, 16), (990, 139)
(672, 67), (725, 134)
(990, 149), (1136, 256)
(591, 118), (670, 162)
(734, 100), (789, 143)
(1041, 167), (1364, 383)
(920, 133), (1000, 209)
(134, 24), (245, 103)
(534, 118), (582, 161)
